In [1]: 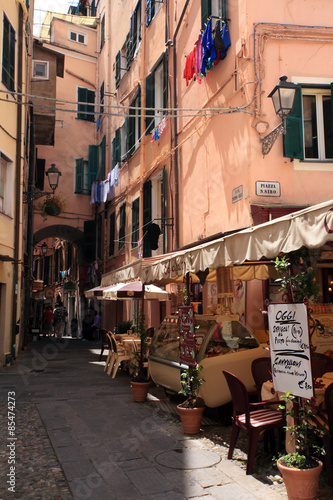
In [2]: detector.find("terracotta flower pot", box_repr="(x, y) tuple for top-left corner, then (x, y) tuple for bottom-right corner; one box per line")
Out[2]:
(130, 380), (151, 402)
(277, 458), (323, 500)
(44, 204), (61, 216)
(177, 404), (205, 434)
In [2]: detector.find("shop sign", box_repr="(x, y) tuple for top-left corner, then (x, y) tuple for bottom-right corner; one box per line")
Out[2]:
(255, 181), (280, 197)
(268, 303), (313, 399)
(232, 185), (243, 203)
(178, 305), (197, 367)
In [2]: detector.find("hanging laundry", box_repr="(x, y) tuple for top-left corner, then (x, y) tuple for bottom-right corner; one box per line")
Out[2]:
(102, 178), (110, 202)
(96, 115), (100, 131)
(183, 47), (195, 86)
(220, 22), (231, 60)
(200, 19), (216, 77)
(96, 182), (101, 204)
(110, 164), (120, 187)
(90, 181), (97, 204)
(194, 34), (203, 83)
(213, 20), (224, 52)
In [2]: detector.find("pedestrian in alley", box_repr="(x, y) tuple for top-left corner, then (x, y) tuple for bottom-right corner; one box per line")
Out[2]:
(85, 311), (101, 341)
(53, 300), (68, 343)
(42, 305), (53, 337)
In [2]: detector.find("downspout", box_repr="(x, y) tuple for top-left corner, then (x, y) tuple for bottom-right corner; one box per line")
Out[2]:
(139, 10), (147, 255)
(12, 5), (24, 358)
(172, 0), (190, 250)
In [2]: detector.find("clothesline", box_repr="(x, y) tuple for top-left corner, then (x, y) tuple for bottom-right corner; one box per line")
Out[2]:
(183, 19), (231, 87)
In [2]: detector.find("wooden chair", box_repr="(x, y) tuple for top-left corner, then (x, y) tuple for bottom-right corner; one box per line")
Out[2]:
(223, 370), (285, 475)
(99, 328), (109, 361)
(107, 333), (132, 378)
(104, 332), (116, 374)
(251, 357), (272, 400)
(146, 327), (155, 338)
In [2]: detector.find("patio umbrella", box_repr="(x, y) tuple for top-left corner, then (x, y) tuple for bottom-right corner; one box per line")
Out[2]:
(102, 281), (168, 301)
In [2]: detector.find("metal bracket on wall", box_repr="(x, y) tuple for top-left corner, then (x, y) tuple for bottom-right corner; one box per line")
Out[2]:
(261, 122), (284, 156)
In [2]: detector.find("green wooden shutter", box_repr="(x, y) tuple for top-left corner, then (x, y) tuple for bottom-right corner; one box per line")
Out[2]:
(75, 158), (84, 193)
(112, 136), (117, 169)
(128, 99), (135, 155)
(201, 0), (211, 31)
(138, 85), (141, 139)
(2, 15), (15, 91)
(221, 0), (227, 18)
(87, 89), (95, 122)
(119, 202), (126, 251)
(126, 31), (132, 68)
(283, 86), (304, 160)
(88, 145), (99, 189)
(162, 165), (166, 253)
(109, 212), (115, 256)
(100, 81), (104, 114)
(78, 87), (87, 119)
(9, 22), (15, 91)
(130, 12), (137, 55)
(131, 198), (140, 248)
(100, 135), (106, 179)
(115, 51), (121, 88)
(143, 180), (152, 257)
(145, 71), (155, 134)
(146, 0), (155, 27)
(115, 127), (121, 164)
(100, 14), (105, 48)
(125, 116), (129, 159)
(163, 52), (168, 110)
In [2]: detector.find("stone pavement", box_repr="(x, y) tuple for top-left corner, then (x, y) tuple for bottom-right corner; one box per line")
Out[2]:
(0, 337), (323, 499)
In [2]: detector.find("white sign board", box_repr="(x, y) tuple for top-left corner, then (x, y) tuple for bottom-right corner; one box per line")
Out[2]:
(255, 181), (280, 197)
(268, 303), (313, 399)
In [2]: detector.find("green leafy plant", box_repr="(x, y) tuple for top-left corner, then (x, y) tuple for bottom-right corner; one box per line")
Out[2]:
(37, 195), (66, 220)
(278, 392), (328, 469)
(178, 364), (205, 409)
(115, 320), (132, 334)
(129, 309), (150, 382)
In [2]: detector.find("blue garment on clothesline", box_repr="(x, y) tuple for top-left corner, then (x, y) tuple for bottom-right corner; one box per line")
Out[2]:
(220, 22), (231, 60)
(200, 19), (216, 77)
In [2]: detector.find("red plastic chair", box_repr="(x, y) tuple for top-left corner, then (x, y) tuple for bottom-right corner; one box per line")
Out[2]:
(223, 370), (285, 475)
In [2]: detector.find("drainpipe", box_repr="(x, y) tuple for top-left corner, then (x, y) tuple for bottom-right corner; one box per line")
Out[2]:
(172, 0), (190, 250)
(12, 5), (24, 358)
(139, 11), (147, 253)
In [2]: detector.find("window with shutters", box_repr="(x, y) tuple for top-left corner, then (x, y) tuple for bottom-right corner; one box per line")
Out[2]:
(69, 30), (87, 45)
(201, 0), (227, 30)
(77, 87), (95, 122)
(284, 83), (333, 165)
(131, 198), (140, 249)
(143, 180), (151, 257)
(112, 127), (121, 168)
(75, 158), (89, 194)
(2, 14), (15, 91)
(118, 202), (126, 251)
(145, 53), (168, 134)
(130, 1), (142, 57)
(146, 0), (163, 27)
(115, 43), (128, 88)
(109, 211), (115, 256)
(100, 14), (105, 49)
(127, 89), (141, 157)
(88, 145), (99, 189)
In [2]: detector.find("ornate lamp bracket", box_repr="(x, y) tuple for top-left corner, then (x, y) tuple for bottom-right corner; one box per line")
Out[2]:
(261, 122), (285, 156)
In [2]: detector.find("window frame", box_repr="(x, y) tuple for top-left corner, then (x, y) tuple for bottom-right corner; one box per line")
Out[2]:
(74, 157), (90, 194)
(145, 52), (168, 134)
(127, 87), (141, 157)
(100, 14), (105, 49)
(0, 152), (13, 217)
(77, 87), (95, 122)
(2, 13), (15, 91)
(201, 0), (227, 30)
(68, 30), (87, 45)
(32, 60), (49, 80)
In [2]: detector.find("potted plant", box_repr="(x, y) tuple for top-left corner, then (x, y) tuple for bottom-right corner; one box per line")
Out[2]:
(38, 195), (66, 220)
(272, 251), (327, 499)
(277, 392), (327, 500)
(130, 309), (151, 402)
(177, 363), (205, 434)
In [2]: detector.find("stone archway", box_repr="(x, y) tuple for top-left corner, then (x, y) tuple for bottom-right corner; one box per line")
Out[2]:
(34, 224), (84, 262)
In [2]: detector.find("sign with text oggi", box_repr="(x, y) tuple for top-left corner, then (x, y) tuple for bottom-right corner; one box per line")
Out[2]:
(268, 303), (313, 399)
(178, 305), (197, 366)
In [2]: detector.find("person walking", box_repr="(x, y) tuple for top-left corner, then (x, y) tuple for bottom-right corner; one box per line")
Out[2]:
(42, 306), (53, 337)
(53, 301), (68, 343)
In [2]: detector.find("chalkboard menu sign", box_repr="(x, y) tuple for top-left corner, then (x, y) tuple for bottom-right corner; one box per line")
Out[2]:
(178, 305), (197, 366)
(268, 303), (313, 399)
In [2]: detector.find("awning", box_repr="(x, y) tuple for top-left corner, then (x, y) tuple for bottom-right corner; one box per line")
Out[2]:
(142, 199), (333, 284)
(84, 285), (106, 299)
(100, 260), (142, 287)
(102, 281), (168, 301)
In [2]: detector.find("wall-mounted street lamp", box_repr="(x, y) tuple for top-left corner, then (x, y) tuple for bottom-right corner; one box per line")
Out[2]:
(261, 76), (298, 156)
(23, 163), (62, 202)
(41, 242), (48, 255)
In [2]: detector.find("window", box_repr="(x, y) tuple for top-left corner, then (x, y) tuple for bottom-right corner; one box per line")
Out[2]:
(284, 84), (333, 162)
(88, 145), (99, 189)
(143, 180), (151, 257)
(32, 60), (49, 80)
(127, 87), (141, 156)
(100, 81), (104, 114)
(112, 127), (121, 168)
(201, 0), (227, 30)
(74, 158), (89, 194)
(97, 213), (102, 259)
(145, 53), (168, 133)
(77, 87), (95, 122)
(69, 30), (87, 44)
(131, 198), (140, 249)
(2, 14), (15, 91)
(100, 14), (105, 49)
(146, 0), (163, 27)
(131, 1), (142, 56)
(118, 202), (126, 251)
(0, 153), (13, 216)
(109, 211), (115, 256)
